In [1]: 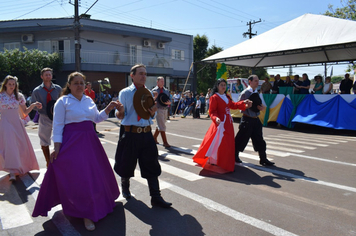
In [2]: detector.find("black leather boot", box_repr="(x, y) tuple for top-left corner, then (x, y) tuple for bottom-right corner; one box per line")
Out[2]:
(121, 177), (131, 199)
(259, 151), (275, 166)
(235, 151), (242, 163)
(147, 177), (172, 208)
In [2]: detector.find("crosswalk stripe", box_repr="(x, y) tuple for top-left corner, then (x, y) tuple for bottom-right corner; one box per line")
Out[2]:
(158, 151), (196, 166)
(254, 143), (304, 153)
(264, 140), (316, 150)
(285, 132), (356, 142)
(276, 134), (345, 144)
(286, 153), (356, 167)
(244, 146), (290, 157)
(21, 173), (81, 235)
(243, 163), (356, 193)
(166, 132), (204, 141)
(159, 163), (204, 181)
(264, 137), (326, 147)
(0, 179), (33, 229)
(163, 181), (298, 236)
(126, 168), (298, 236)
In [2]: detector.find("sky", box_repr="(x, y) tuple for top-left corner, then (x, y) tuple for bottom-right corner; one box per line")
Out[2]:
(0, 0), (353, 77)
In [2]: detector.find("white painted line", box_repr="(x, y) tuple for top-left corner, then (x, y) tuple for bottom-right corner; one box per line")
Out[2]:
(276, 134), (345, 144)
(244, 146), (290, 157)
(259, 144), (304, 153)
(0, 180), (33, 229)
(21, 173), (81, 235)
(166, 132), (204, 141)
(286, 153), (356, 167)
(239, 152), (261, 161)
(243, 163), (356, 193)
(129, 168), (297, 235)
(158, 151), (196, 166)
(285, 132), (356, 142)
(264, 137), (327, 147)
(170, 146), (197, 155)
(166, 182), (298, 236)
(159, 162), (204, 181)
(264, 140), (316, 150)
(98, 137), (118, 145)
(192, 144), (200, 148)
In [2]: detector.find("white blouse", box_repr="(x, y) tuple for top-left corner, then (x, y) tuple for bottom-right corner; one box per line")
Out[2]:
(216, 93), (228, 104)
(52, 94), (108, 142)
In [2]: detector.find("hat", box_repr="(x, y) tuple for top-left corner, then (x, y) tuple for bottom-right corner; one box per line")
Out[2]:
(156, 93), (170, 107)
(249, 93), (262, 113)
(133, 87), (155, 120)
(46, 100), (56, 120)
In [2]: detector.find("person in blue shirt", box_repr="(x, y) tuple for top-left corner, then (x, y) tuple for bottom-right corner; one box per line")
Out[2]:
(181, 92), (195, 118)
(296, 73), (310, 94)
(114, 64), (172, 208)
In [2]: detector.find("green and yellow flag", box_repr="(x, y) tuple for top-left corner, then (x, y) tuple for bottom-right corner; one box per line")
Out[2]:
(216, 63), (227, 80)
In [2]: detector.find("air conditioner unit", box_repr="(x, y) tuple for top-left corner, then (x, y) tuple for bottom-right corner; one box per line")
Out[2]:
(22, 34), (34, 43)
(143, 40), (151, 47)
(157, 42), (165, 49)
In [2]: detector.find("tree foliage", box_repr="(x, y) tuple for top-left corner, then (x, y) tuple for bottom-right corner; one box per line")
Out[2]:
(324, 0), (356, 20)
(194, 34), (268, 94)
(0, 48), (63, 95)
(324, 0), (356, 72)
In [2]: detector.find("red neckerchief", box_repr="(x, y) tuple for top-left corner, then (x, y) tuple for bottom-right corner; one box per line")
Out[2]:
(43, 86), (54, 103)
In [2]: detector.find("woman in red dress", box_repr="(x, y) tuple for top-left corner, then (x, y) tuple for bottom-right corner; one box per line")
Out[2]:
(193, 79), (251, 172)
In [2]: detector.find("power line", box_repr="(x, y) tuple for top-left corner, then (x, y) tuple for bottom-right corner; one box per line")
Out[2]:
(13, 0), (57, 19)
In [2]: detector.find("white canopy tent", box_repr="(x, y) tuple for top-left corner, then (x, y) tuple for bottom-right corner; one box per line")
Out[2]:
(203, 14), (356, 68)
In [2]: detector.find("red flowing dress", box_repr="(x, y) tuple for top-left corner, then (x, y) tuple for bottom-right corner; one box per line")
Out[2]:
(193, 93), (246, 172)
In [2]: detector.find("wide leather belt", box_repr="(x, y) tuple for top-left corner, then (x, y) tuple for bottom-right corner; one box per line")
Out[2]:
(243, 114), (258, 119)
(124, 125), (151, 134)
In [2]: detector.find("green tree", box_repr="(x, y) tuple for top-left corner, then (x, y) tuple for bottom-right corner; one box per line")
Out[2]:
(194, 34), (209, 62)
(324, 0), (356, 20)
(0, 48), (63, 95)
(324, 0), (356, 72)
(331, 76), (343, 84)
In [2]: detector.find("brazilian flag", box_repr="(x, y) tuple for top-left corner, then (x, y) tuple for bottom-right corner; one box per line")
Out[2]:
(216, 63), (227, 80)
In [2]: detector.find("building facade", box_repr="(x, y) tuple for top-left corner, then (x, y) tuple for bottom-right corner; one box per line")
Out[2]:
(0, 17), (194, 94)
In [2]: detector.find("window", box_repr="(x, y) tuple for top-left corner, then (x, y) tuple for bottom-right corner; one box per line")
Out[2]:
(38, 40), (51, 52)
(129, 44), (142, 65)
(4, 42), (20, 50)
(171, 49), (184, 60)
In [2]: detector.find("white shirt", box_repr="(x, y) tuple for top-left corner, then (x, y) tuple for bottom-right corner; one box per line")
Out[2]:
(52, 94), (108, 142)
(196, 99), (201, 108)
(216, 93), (228, 104)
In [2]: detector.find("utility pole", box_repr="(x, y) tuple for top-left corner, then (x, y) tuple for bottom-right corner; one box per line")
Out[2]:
(73, 0), (81, 72)
(243, 19), (261, 39)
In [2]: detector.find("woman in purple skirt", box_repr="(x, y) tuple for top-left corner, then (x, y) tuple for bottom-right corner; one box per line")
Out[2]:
(32, 72), (122, 231)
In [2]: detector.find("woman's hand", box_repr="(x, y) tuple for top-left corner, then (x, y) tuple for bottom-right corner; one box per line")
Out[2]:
(50, 143), (61, 163)
(244, 99), (253, 109)
(32, 101), (42, 110)
(215, 117), (221, 125)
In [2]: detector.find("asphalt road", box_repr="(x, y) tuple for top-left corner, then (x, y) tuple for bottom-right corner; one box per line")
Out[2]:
(0, 115), (355, 236)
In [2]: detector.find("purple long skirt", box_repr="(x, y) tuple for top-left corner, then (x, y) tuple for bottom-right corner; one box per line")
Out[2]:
(32, 121), (120, 222)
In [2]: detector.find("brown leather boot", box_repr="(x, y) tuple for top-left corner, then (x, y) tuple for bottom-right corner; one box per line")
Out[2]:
(153, 128), (159, 144)
(41, 146), (50, 167)
(160, 131), (171, 148)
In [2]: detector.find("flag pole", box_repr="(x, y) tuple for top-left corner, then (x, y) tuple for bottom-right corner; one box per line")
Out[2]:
(173, 62), (194, 118)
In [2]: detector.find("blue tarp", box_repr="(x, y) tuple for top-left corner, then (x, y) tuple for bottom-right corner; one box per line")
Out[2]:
(292, 95), (356, 130)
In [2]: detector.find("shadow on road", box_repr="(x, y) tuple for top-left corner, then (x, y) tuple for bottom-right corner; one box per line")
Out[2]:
(124, 197), (204, 236)
(197, 162), (318, 189)
(35, 202), (126, 236)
